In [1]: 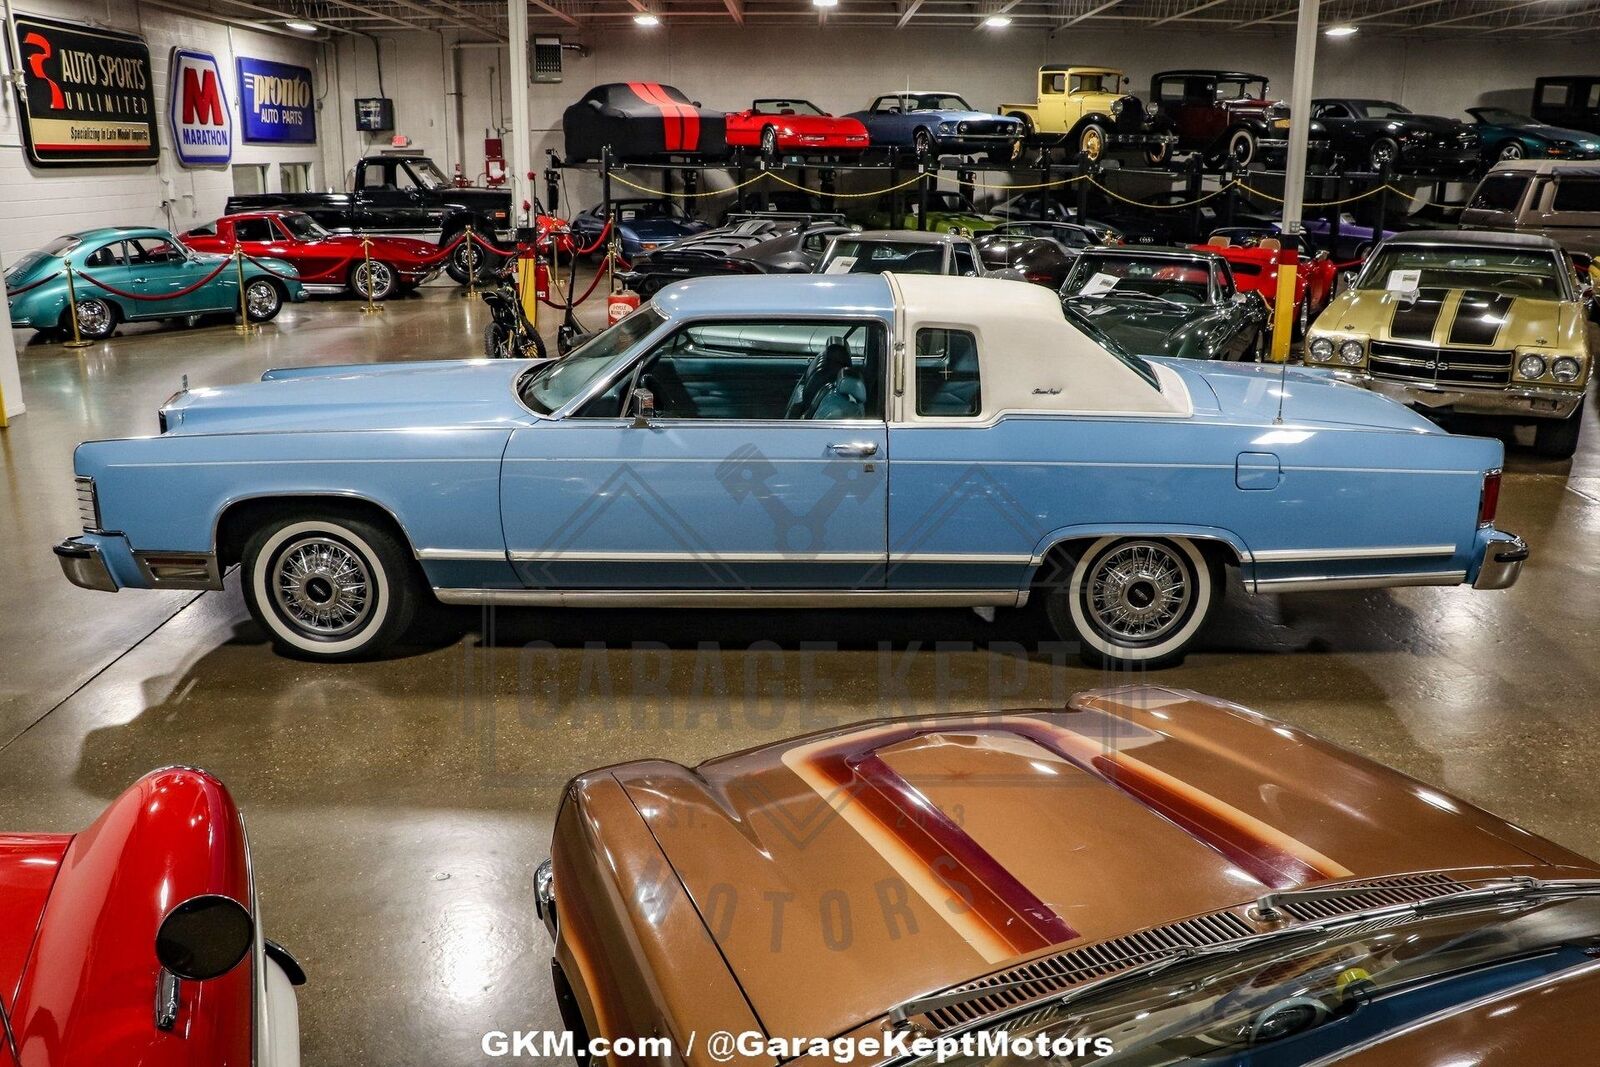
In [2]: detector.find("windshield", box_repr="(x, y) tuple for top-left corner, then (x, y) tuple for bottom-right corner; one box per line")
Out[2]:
(1216, 77), (1268, 100)
(1468, 172), (1531, 211)
(820, 239), (947, 275)
(1354, 100), (1411, 119)
(905, 94), (972, 112)
(280, 213), (328, 239)
(405, 159), (450, 190)
(1475, 107), (1535, 125)
(753, 99), (822, 116)
(1358, 245), (1567, 300)
(921, 192), (975, 213)
(613, 200), (682, 221)
(518, 307), (665, 415)
(902, 892), (1600, 1067)
(1062, 252), (1216, 304)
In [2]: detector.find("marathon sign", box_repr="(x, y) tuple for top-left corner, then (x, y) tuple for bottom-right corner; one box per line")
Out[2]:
(237, 57), (317, 145)
(5, 14), (158, 167)
(168, 48), (232, 166)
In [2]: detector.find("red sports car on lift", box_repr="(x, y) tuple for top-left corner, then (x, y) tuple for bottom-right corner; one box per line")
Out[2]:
(0, 767), (302, 1066)
(181, 210), (446, 301)
(724, 98), (871, 158)
(1194, 230), (1343, 337)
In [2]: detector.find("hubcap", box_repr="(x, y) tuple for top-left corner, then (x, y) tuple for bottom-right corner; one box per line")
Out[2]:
(76, 300), (108, 334)
(1084, 130), (1103, 159)
(1501, 143), (1522, 160)
(1086, 541), (1192, 642)
(358, 262), (392, 297)
(246, 281), (277, 317)
(271, 536), (374, 638)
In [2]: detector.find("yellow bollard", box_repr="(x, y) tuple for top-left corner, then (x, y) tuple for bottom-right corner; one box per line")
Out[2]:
(62, 264), (92, 350)
(359, 237), (383, 315)
(233, 248), (257, 335)
(1268, 256), (1298, 364)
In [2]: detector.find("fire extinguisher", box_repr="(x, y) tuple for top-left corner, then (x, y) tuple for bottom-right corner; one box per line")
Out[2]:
(607, 288), (640, 324)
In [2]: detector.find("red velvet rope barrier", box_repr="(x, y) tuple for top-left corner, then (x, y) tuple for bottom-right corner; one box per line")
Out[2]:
(571, 219), (612, 257)
(539, 262), (609, 311)
(78, 256), (234, 302)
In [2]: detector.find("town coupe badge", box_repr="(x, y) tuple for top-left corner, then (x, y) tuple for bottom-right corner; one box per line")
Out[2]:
(169, 48), (232, 166)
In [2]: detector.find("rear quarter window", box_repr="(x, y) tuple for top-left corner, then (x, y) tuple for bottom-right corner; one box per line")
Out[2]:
(1552, 177), (1600, 213)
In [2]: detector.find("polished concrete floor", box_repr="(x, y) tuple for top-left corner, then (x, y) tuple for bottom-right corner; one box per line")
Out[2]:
(3, 282), (1600, 1065)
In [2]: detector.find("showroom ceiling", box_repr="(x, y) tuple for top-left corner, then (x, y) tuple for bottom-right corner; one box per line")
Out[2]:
(203, 0), (1600, 38)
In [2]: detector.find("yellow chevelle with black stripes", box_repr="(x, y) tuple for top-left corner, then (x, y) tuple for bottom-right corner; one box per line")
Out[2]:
(1306, 230), (1590, 457)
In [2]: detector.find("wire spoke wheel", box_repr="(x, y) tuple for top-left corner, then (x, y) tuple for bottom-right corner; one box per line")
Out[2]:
(1085, 541), (1193, 643)
(270, 536), (374, 639)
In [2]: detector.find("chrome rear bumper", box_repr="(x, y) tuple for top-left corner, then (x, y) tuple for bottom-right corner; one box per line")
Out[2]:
(54, 537), (118, 592)
(1474, 532), (1528, 590)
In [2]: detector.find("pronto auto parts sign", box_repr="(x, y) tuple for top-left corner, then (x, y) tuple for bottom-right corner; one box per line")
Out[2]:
(5, 14), (158, 167)
(169, 48), (232, 166)
(237, 57), (316, 144)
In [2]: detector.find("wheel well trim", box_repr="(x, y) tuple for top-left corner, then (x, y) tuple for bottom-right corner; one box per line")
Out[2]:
(210, 489), (421, 563)
(1026, 524), (1251, 582)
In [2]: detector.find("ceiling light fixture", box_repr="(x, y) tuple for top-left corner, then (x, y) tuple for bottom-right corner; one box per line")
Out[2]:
(284, 19), (319, 33)
(1324, 24), (1357, 37)
(984, 14), (1012, 26)
(633, 12), (661, 25)
(812, 0), (839, 8)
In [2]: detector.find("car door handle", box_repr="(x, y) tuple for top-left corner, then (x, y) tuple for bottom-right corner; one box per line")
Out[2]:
(829, 441), (878, 457)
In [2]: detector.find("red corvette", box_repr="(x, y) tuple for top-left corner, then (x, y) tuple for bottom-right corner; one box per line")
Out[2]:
(1194, 232), (1343, 337)
(0, 767), (301, 1066)
(724, 98), (870, 157)
(182, 210), (445, 301)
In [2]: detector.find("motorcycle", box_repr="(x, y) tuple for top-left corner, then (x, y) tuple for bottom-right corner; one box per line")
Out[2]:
(480, 257), (548, 360)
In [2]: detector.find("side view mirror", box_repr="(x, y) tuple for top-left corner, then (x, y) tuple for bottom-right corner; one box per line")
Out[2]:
(630, 387), (656, 428)
(1314, 249), (1331, 262)
(156, 894), (254, 981)
(692, 100), (704, 109)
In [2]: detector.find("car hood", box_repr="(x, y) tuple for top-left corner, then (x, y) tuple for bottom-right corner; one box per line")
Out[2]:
(1067, 299), (1213, 355)
(1506, 121), (1600, 144)
(0, 835), (71, 1014)
(611, 688), (1589, 1043)
(159, 358), (537, 434)
(912, 108), (1013, 123)
(1166, 357), (1448, 432)
(1324, 286), (1574, 351)
(625, 218), (709, 243)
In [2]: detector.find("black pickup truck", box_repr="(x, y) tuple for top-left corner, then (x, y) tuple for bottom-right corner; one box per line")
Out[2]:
(225, 155), (512, 284)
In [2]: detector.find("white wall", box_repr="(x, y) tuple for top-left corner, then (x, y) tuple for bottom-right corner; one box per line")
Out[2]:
(0, 0), (324, 263)
(324, 23), (1600, 213)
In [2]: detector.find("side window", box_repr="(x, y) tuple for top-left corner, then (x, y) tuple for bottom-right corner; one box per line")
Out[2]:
(1553, 178), (1600, 212)
(233, 218), (276, 242)
(633, 321), (885, 421)
(952, 244), (980, 277)
(396, 166), (421, 192)
(915, 328), (982, 418)
(361, 165), (394, 190)
(83, 242), (127, 268)
(1538, 81), (1570, 108)
(1589, 83), (1600, 110)
(129, 238), (182, 264)
(1046, 73), (1064, 94)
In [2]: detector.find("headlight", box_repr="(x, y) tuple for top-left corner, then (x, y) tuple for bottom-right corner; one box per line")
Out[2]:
(939, 121), (956, 133)
(1145, 100), (1160, 119)
(958, 121), (969, 134)
(1518, 353), (1548, 380)
(1337, 339), (1365, 366)
(1552, 356), (1583, 383)
(1111, 99), (1125, 117)
(1308, 337), (1335, 362)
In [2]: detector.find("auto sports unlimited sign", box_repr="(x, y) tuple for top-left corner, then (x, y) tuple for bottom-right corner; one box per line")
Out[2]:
(4, 14), (158, 166)
(237, 57), (316, 144)
(169, 48), (233, 165)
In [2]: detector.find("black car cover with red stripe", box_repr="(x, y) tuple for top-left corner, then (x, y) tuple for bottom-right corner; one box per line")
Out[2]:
(563, 82), (729, 163)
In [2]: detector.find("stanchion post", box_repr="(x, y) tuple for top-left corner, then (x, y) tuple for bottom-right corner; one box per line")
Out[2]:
(917, 161), (930, 231)
(233, 247), (257, 335)
(465, 225), (478, 299)
(1327, 173), (1343, 250)
(1075, 152), (1092, 221)
(61, 264), (92, 350)
(1373, 166), (1391, 240)
(360, 237), (383, 315)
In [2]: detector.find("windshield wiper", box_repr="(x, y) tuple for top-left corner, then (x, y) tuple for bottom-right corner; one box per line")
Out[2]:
(1254, 875), (1600, 922)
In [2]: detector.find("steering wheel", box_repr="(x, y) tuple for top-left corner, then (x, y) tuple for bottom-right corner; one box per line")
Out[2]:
(1497, 277), (1542, 293)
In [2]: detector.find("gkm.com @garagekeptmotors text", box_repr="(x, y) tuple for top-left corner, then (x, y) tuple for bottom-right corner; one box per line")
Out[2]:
(481, 1027), (1118, 1062)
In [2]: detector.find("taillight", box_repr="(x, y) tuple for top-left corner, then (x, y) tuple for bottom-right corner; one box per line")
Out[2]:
(1478, 470), (1501, 527)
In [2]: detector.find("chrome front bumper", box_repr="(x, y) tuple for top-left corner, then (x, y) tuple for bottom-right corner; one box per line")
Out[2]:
(54, 537), (118, 592)
(1329, 370), (1586, 420)
(534, 858), (557, 941)
(1474, 532), (1528, 590)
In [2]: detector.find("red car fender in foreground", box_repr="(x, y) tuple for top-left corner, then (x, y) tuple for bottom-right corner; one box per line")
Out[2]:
(2, 769), (254, 1066)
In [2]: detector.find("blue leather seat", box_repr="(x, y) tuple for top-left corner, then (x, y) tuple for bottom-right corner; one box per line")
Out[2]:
(809, 366), (868, 420)
(786, 341), (853, 418)
(918, 333), (982, 416)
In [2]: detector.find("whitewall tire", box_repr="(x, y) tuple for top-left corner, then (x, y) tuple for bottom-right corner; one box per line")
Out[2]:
(242, 515), (416, 660)
(1045, 536), (1216, 668)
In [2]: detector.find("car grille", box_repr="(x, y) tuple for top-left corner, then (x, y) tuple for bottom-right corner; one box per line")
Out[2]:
(912, 873), (1471, 1034)
(1370, 341), (1512, 387)
(961, 119), (1017, 138)
(75, 475), (101, 532)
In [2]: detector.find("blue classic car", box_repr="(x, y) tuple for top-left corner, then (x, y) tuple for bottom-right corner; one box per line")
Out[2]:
(567, 198), (710, 262)
(5, 227), (305, 340)
(1466, 106), (1600, 164)
(55, 274), (1525, 666)
(846, 92), (1025, 162)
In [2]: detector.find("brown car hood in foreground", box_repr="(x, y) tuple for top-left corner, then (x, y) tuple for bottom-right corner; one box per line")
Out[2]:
(611, 687), (1598, 1044)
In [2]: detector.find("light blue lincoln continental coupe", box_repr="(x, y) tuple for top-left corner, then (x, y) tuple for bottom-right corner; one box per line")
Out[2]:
(55, 274), (1526, 666)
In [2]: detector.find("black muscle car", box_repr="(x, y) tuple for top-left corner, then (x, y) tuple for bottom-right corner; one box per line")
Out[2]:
(1309, 99), (1480, 177)
(618, 215), (853, 296)
(224, 155), (512, 284)
(562, 83), (729, 163)
(1059, 246), (1268, 361)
